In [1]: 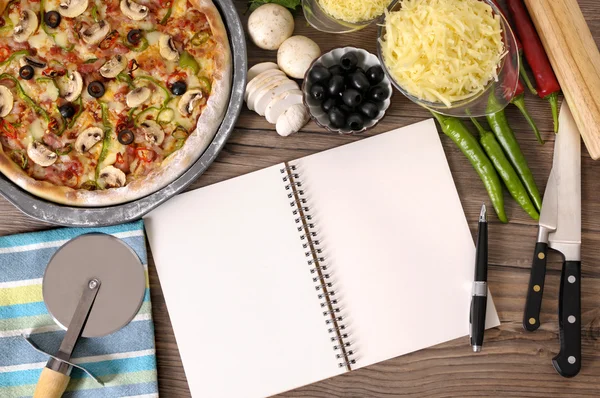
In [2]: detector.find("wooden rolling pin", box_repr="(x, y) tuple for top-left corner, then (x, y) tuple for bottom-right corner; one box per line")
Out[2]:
(523, 0), (600, 159)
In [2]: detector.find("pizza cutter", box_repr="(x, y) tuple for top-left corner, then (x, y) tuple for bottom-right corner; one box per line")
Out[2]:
(23, 234), (146, 398)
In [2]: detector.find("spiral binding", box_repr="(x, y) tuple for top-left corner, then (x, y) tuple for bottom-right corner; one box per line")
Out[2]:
(281, 163), (356, 370)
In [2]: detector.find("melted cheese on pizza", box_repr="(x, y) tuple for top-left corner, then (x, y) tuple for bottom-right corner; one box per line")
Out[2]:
(0, 0), (218, 191)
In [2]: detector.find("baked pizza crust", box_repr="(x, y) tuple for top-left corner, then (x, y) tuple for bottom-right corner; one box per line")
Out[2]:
(0, 0), (9, 16)
(0, 0), (232, 206)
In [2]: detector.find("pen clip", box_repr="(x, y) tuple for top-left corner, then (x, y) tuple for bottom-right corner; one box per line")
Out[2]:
(469, 300), (473, 339)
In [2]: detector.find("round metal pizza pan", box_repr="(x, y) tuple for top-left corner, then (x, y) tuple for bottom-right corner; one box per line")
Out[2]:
(0, 0), (246, 227)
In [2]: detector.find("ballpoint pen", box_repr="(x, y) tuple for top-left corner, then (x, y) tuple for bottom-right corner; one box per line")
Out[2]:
(470, 203), (488, 352)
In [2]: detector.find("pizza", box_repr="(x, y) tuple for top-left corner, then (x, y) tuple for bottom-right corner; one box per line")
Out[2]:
(0, 0), (231, 206)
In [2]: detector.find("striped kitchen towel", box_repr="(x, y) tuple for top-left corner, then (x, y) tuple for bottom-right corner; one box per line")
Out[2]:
(0, 220), (158, 398)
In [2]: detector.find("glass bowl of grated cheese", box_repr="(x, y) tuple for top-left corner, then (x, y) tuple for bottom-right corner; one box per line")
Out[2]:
(377, 0), (520, 117)
(303, 0), (399, 33)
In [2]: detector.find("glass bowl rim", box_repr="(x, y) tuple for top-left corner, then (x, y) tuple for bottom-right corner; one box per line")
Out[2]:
(376, 0), (520, 111)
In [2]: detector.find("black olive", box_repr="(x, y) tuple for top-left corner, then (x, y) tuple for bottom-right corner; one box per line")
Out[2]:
(309, 65), (331, 83)
(328, 107), (346, 128)
(59, 103), (75, 119)
(366, 65), (385, 85)
(347, 113), (365, 131)
(328, 65), (343, 76)
(355, 67), (365, 75)
(310, 84), (326, 102)
(368, 85), (390, 102)
(347, 72), (370, 92)
(342, 88), (363, 108)
(118, 129), (135, 145)
(19, 65), (34, 80)
(340, 52), (358, 71)
(327, 75), (345, 97)
(321, 98), (336, 113)
(127, 29), (142, 45)
(25, 57), (46, 68)
(171, 81), (187, 96)
(358, 101), (379, 120)
(339, 104), (354, 114)
(87, 81), (105, 98)
(44, 11), (61, 29)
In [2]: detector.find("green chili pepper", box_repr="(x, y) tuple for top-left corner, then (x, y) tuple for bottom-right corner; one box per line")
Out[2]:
(67, 97), (83, 129)
(56, 144), (73, 155)
(80, 180), (98, 191)
(160, 5), (173, 25)
(117, 72), (135, 88)
(512, 94), (543, 145)
(0, 74), (49, 121)
(198, 76), (211, 95)
(134, 76), (171, 107)
(84, 58), (99, 64)
(134, 106), (160, 126)
(174, 138), (185, 150)
(432, 111), (507, 223)
(486, 96), (542, 211)
(157, 108), (174, 124)
(471, 118), (540, 221)
(123, 36), (149, 52)
(0, 49), (29, 67)
(91, 2), (99, 21)
(179, 51), (200, 75)
(172, 125), (188, 139)
(9, 150), (27, 169)
(128, 106), (138, 121)
(191, 31), (210, 46)
(36, 77), (60, 92)
(0, 17), (14, 37)
(95, 102), (113, 180)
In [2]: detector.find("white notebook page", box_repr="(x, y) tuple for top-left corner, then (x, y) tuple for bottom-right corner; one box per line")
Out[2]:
(144, 165), (343, 398)
(294, 119), (500, 369)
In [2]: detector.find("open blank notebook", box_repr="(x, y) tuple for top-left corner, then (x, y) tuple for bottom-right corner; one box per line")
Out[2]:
(144, 119), (500, 398)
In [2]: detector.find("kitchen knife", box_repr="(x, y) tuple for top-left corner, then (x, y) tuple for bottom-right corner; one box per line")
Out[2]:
(523, 155), (557, 331)
(524, 102), (581, 377)
(548, 103), (582, 378)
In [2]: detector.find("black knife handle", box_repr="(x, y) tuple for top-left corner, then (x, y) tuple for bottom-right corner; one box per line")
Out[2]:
(523, 242), (548, 331)
(552, 260), (582, 378)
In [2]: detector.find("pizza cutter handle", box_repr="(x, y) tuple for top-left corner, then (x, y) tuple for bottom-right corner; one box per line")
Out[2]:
(33, 367), (70, 398)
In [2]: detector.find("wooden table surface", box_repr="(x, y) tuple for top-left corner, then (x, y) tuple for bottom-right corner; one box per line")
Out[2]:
(2, 0), (600, 396)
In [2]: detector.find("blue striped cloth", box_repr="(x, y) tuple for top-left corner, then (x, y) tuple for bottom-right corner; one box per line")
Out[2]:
(0, 221), (158, 397)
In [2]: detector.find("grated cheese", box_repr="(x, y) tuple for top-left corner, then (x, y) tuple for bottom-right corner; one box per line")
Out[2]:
(380, 0), (506, 107)
(319, 0), (392, 23)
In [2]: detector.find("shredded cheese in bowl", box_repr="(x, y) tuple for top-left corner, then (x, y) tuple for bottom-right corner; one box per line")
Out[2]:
(380, 0), (506, 107)
(319, 0), (393, 23)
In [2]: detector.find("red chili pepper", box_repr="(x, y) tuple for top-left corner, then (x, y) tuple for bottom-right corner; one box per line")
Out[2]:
(127, 59), (139, 78)
(507, 0), (561, 133)
(490, 0), (536, 95)
(42, 68), (67, 78)
(99, 30), (119, 50)
(0, 120), (17, 139)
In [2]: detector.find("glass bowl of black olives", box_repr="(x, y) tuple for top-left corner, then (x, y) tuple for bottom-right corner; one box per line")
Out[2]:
(302, 47), (392, 135)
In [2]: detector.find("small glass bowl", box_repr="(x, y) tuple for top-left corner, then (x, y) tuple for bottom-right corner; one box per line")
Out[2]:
(377, 0), (519, 117)
(302, 0), (399, 34)
(302, 47), (392, 135)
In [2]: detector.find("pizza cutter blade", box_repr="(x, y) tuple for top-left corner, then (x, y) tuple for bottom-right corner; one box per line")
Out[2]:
(30, 234), (146, 398)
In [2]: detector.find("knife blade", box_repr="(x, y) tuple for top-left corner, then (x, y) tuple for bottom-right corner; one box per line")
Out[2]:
(549, 102), (581, 378)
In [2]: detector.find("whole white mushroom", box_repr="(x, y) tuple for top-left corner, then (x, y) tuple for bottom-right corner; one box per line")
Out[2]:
(277, 36), (321, 79)
(248, 4), (294, 50)
(276, 103), (310, 137)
